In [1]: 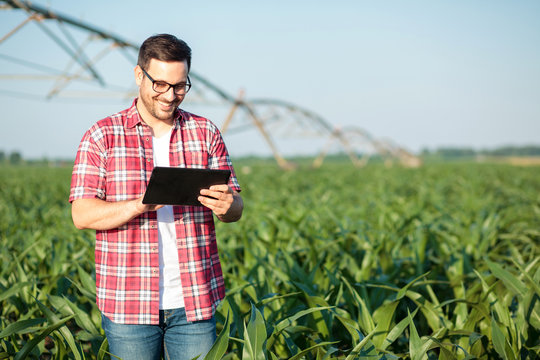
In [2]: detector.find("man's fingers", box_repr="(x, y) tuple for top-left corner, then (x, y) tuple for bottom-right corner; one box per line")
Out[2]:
(198, 185), (236, 217)
(198, 195), (213, 206)
(200, 188), (231, 201)
(209, 184), (232, 193)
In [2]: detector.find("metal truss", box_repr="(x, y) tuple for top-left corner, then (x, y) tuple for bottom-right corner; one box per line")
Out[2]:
(1, 0), (421, 169)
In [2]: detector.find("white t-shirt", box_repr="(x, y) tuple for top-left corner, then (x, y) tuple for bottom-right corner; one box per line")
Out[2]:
(152, 128), (184, 309)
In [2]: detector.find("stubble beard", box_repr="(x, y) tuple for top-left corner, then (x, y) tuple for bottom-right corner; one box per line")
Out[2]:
(141, 93), (180, 122)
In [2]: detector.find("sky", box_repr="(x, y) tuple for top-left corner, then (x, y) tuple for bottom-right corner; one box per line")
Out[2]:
(0, 0), (539, 160)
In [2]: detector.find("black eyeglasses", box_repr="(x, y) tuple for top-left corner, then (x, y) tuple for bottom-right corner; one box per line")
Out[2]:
(141, 68), (191, 95)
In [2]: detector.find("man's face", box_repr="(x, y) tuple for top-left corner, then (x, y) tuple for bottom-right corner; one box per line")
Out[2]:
(135, 58), (189, 123)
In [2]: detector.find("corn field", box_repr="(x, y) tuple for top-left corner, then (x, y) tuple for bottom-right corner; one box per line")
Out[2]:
(1, 161), (539, 359)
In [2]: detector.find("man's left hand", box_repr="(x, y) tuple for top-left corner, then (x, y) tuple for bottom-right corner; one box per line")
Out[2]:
(199, 185), (243, 222)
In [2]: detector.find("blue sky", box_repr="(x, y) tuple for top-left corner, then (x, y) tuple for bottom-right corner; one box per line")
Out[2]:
(1, 0), (539, 159)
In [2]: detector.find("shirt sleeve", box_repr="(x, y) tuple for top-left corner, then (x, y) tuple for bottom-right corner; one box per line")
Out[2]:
(69, 125), (108, 202)
(207, 127), (241, 192)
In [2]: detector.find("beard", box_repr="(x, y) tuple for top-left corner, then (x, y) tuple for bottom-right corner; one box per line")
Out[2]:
(139, 91), (181, 122)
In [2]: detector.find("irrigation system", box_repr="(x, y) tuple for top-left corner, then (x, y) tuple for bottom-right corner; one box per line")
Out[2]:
(0, 0), (421, 169)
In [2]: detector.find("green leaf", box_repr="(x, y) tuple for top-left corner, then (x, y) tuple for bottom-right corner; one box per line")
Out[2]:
(437, 345), (457, 360)
(243, 320), (255, 359)
(334, 312), (362, 343)
(303, 294), (330, 338)
(491, 317), (508, 360)
(405, 289), (447, 331)
(96, 337), (122, 360)
(345, 329), (378, 360)
(62, 295), (100, 335)
(255, 292), (301, 307)
(53, 332), (69, 359)
(35, 297), (83, 360)
(0, 318), (45, 338)
(417, 328), (445, 360)
(408, 309), (423, 360)
(486, 259), (527, 297)
(13, 315), (74, 360)
(491, 317), (516, 360)
(66, 276), (96, 300)
(473, 270), (513, 329)
(396, 272), (431, 300)
(342, 277), (374, 332)
(204, 309), (231, 360)
(288, 341), (339, 360)
(380, 307), (419, 351)
(267, 306), (333, 349)
(0, 282), (31, 302)
(242, 304), (267, 360)
(372, 300), (399, 348)
(511, 258), (540, 297)
(77, 265), (96, 298)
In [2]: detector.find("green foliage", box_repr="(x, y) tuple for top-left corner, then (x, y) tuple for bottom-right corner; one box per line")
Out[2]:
(1, 162), (539, 359)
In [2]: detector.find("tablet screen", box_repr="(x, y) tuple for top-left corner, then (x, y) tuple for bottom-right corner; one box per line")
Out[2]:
(142, 167), (231, 206)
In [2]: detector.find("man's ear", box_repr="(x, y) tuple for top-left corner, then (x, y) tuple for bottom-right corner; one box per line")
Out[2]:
(134, 65), (143, 87)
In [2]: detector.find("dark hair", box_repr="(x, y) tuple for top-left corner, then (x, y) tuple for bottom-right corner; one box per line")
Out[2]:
(137, 34), (192, 71)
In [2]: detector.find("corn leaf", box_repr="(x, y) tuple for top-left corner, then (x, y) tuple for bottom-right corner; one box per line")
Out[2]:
(205, 309), (231, 360)
(491, 317), (516, 360)
(485, 259), (527, 297)
(13, 315), (74, 360)
(242, 304), (266, 360)
(0, 318), (45, 338)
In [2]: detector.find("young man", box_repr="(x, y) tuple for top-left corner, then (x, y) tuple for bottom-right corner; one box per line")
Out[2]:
(70, 34), (243, 360)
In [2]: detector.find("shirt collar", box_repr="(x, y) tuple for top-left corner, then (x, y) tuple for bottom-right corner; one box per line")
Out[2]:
(125, 98), (184, 129)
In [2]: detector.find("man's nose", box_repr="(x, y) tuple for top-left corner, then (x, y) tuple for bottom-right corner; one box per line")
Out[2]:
(162, 86), (176, 101)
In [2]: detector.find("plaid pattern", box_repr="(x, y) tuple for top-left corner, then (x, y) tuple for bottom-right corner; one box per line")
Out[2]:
(70, 99), (240, 324)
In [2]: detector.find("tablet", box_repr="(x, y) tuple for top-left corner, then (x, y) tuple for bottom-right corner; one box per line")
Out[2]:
(142, 167), (231, 206)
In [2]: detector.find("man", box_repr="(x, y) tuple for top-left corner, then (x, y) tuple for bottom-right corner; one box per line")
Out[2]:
(70, 34), (243, 360)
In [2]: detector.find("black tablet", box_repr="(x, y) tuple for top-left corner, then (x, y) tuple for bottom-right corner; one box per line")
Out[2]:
(142, 167), (231, 206)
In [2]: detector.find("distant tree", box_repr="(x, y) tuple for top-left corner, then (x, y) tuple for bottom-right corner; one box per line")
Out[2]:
(486, 146), (540, 157)
(9, 151), (23, 165)
(0, 151), (5, 163)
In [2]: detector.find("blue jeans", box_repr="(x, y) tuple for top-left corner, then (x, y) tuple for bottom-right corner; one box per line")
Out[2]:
(101, 308), (216, 360)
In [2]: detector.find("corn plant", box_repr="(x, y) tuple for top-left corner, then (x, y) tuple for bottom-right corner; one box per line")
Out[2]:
(1, 162), (539, 359)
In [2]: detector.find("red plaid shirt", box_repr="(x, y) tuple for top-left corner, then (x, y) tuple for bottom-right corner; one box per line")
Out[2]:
(69, 99), (240, 324)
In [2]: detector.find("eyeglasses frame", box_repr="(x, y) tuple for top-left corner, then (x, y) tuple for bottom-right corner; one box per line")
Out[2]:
(141, 67), (191, 95)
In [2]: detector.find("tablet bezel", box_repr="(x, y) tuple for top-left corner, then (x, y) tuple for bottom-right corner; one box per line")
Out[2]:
(142, 167), (231, 206)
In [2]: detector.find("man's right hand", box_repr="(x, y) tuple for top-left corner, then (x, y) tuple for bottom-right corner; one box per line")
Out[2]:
(134, 196), (164, 214)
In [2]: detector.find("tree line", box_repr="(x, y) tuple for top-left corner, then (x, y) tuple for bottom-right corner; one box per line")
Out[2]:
(1, 145), (539, 166)
(0, 151), (23, 165)
(421, 145), (540, 159)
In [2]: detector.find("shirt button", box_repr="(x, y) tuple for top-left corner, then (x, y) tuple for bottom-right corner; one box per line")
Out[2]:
(146, 137), (149, 141)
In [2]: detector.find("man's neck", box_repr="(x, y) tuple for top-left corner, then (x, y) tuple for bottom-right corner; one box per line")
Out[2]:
(136, 103), (174, 138)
